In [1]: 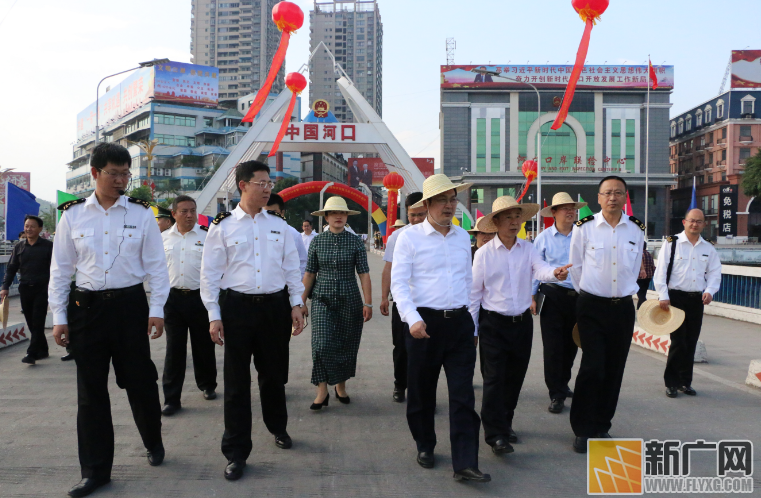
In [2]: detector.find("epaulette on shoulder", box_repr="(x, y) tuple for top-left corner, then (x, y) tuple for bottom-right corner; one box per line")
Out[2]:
(575, 215), (594, 227)
(666, 235), (674, 243)
(200, 225), (209, 232)
(629, 215), (646, 231)
(212, 212), (232, 225)
(127, 197), (151, 209)
(267, 210), (286, 221)
(58, 198), (85, 211)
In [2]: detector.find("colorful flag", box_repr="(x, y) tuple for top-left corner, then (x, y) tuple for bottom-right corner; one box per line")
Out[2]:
(517, 223), (527, 240)
(198, 214), (211, 227)
(476, 209), (484, 218)
(543, 200), (554, 229)
(7, 183), (40, 240)
(56, 190), (79, 222)
(624, 192), (634, 216)
(689, 177), (697, 210)
(451, 217), (460, 227)
(462, 214), (472, 231)
(648, 59), (659, 90)
(578, 195), (594, 219)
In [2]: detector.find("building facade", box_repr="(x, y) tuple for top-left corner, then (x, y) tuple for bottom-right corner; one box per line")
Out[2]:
(300, 152), (348, 184)
(309, 0), (382, 122)
(190, 0), (284, 104)
(440, 64), (675, 237)
(669, 90), (761, 240)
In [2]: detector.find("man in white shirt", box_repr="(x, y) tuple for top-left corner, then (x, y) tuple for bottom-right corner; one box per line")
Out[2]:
(265, 193), (307, 278)
(160, 195), (217, 417)
(653, 208), (721, 398)
(568, 176), (645, 454)
(380, 191), (426, 403)
(391, 174), (490, 483)
(201, 160), (305, 482)
(301, 219), (317, 252)
(49, 143), (170, 498)
(470, 196), (570, 455)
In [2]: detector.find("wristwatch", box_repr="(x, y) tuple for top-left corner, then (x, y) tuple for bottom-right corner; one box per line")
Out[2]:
(363, 303), (373, 308)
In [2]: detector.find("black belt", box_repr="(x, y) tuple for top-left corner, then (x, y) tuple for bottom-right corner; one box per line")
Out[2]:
(669, 289), (703, 298)
(226, 288), (288, 304)
(541, 283), (578, 297)
(579, 290), (633, 305)
(170, 288), (201, 296)
(418, 306), (468, 319)
(483, 308), (531, 322)
(79, 283), (144, 301)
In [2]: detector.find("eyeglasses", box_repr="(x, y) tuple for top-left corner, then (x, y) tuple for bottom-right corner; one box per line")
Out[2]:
(685, 219), (705, 225)
(431, 197), (459, 206)
(247, 180), (276, 189)
(599, 190), (626, 198)
(100, 170), (132, 179)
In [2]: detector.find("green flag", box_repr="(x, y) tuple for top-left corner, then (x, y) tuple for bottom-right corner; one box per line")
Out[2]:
(462, 213), (472, 230)
(578, 195), (594, 219)
(57, 190), (79, 222)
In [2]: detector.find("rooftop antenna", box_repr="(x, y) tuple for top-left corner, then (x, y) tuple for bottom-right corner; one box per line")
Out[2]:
(446, 37), (456, 65)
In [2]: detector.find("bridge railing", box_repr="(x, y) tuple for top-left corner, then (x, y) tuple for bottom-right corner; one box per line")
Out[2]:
(649, 262), (761, 309)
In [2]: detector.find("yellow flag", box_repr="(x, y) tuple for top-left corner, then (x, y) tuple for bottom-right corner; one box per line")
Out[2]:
(452, 217), (460, 226)
(151, 205), (159, 218)
(517, 222), (527, 239)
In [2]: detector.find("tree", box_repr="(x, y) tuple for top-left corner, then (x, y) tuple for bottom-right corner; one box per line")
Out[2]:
(741, 149), (761, 197)
(158, 198), (175, 209)
(127, 185), (153, 202)
(39, 205), (56, 233)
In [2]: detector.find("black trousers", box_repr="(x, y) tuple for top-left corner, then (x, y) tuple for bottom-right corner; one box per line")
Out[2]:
(664, 290), (704, 388)
(68, 284), (162, 480)
(391, 302), (408, 389)
(539, 285), (579, 401)
(479, 309), (533, 445)
(220, 289), (292, 462)
(570, 293), (634, 438)
(636, 278), (652, 309)
(162, 289), (217, 406)
(19, 282), (49, 357)
(406, 308), (480, 472)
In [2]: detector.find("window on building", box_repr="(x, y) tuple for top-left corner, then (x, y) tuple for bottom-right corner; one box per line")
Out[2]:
(476, 118), (486, 173)
(686, 115), (692, 131)
(204, 117), (214, 127)
(740, 148), (751, 162)
(696, 109), (703, 127)
(490, 118), (501, 172)
(470, 188), (484, 204)
(722, 127), (727, 139)
(678, 118), (684, 134)
(721, 149), (727, 161)
(670, 121), (676, 138)
(717, 99), (724, 118)
(705, 105), (712, 122)
(740, 125), (752, 139)
(497, 188), (516, 198)
(741, 97), (755, 115)
(698, 175), (704, 185)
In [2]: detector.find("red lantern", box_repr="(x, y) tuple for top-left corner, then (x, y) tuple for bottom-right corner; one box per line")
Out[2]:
(383, 172), (405, 240)
(516, 160), (538, 202)
(268, 72), (308, 158)
(241, 1), (304, 123)
(551, 0), (609, 131)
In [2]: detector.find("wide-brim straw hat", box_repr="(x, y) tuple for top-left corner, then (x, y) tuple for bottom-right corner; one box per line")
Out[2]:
(476, 196), (540, 233)
(637, 300), (685, 336)
(311, 196), (360, 217)
(467, 216), (497, 234)
(392, 219), (406, 228)
(540, 192), (588, 217)
(411, 174), (472, 209)
(572, 324), (582, 349)
(0, 296), (8, 329)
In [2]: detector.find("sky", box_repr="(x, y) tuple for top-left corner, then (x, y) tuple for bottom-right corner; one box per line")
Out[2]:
(0, 0), (758, 203)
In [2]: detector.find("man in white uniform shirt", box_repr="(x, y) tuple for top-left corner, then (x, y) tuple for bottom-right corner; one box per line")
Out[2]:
(568, 176), (645, 454)
(380, 192), (426, 402)
(160, 195), (217, 417)
(301, 219), (317, 252)
(200, 160), (305, 482)
(391, 175), (490, 483)
(266, 193), (308, 278)
(49, 143), (170, 498)
(470, 196), (570, 456)
(653, 208), (721, 398)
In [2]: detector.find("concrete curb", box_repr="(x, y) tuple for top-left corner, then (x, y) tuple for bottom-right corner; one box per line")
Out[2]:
(0, 323), (28, 349)
(746, 359), (761, 389)
(632, 325), (707, 363)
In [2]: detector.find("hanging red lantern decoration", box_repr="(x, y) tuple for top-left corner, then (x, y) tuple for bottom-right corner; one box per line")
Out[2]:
(515, 160), (538, 202)
(550, 0), (609, 131)
(268, 72), (307, 157)
(241, 1), (304, 123)
(383, 172), (405, 240)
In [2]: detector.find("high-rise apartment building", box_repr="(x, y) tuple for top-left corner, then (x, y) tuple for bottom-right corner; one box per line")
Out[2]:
(190, 0), (285, 104)
(309, 0), (383, 122)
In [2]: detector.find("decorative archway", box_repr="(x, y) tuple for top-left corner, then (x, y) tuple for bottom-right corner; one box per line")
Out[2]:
(279, 181), (387, 234)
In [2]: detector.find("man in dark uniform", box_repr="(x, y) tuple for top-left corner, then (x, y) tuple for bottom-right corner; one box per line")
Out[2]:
(49, 143), (170, 497)
(156, 205), (174, 232)
(1, 214), (54, 365)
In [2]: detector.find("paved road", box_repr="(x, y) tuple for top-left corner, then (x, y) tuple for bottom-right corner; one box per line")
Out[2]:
(0, 253), (759, 497)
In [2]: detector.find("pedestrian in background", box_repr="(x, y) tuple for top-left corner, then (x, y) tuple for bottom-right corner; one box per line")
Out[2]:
(466, 216), (496, 261)
(637, 241), (656, 309)
(266, 193), (308, 279)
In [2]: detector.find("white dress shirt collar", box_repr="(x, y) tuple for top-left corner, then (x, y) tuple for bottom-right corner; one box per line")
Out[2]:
(168, 222), (202, 237)
(85, 192), (128, 212)
(421, 217), (457, 238)
(595, 211), (628, 228)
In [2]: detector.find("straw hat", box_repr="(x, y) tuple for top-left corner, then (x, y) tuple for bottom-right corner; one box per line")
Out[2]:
(637, 300), (685, 336)
(467, 216), (497, 234)
(572, 324), (582, 349)
(311, 196), (360, 217)
(411, 174), (472, 209)
(476, 196), (540, 233)
(392, 219), (406, 228)
(0, 296), (8, 329)
(540, 192), (588, 217)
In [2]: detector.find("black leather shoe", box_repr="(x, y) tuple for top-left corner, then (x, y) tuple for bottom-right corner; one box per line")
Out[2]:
(224, 459), (246, 481)
(310, 391), (329, 410)
(203, 389), (217, 400)
(392, 386), (405, 403)
(666, 387), (678, 398)
(334, 387), (350, 404)
(147, 443), (164, 466)
(491, 438), (514, 455)
(453, 468), (491, 482)
(161, 404), (181, 416)
(67, 477), (110, 497)
(416, 451), (434, 469)
(596, 432), (612, 438)
(35, 351), (49, 360)
(508, 427), (518, 443)
(21, 355), (35, 365)
(573, 436), (588, 454)
(563, 388), (574, 398)
(61, 353), (75, 361)
(275, 433), (292, 449)
(548, 398), (564, 414)
(679, 386), (697, 396)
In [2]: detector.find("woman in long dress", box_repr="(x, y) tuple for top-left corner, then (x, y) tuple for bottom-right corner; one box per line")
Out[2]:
(301, 196), (372, 410)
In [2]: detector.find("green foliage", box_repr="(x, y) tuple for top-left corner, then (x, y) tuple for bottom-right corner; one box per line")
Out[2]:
(741, 149), (761, 198)
(127, 185), (153, 202)
(39, 205), (56, 232)
(157, 198), (175, 209)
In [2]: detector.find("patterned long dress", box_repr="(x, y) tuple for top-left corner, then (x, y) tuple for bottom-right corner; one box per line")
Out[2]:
(307, 229), (370, 386)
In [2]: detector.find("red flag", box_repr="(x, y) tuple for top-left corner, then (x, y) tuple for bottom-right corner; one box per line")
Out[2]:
(624, 192), (633, 216)
(648, 59), (659, 90)
(476, 209), (484, 218)
(543, 200), (554, 229)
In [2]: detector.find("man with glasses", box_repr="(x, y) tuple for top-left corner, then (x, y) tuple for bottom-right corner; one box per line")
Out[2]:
(160, 195), (217, 417)
(49, 143), (170, 497)
(653, 209), (720, 398)
(380, 191), (426, 403)
(200, 160), (305, 481)
(568, 176), (645, 454)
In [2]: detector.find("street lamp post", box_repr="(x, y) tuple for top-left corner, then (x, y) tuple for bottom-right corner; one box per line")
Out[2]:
(94, 58), (170, 145)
